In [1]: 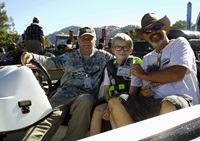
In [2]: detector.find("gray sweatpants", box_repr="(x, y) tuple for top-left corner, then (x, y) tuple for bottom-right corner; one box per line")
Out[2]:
(26, 40), (42, 54)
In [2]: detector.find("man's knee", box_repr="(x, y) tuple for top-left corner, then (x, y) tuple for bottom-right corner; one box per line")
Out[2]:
(160, 95), (192, 115)
(76, 94), (96, 109)
(162, 95), (192, 109)
(160, 101), (176, 115)
(69, 94), (96, 117)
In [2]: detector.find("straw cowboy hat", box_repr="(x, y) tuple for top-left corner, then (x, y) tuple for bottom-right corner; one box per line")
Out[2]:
(135, 13), (171, 38)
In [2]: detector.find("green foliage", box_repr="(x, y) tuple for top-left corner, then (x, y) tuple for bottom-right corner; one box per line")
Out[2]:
(171, 20), (187, 30)
(129, 28), (140, 42)
(126, 28), (141, 43)
(45, 36), (51, 46)
(0, 2), (9, 31)
(0, 30), (19, 47)
(0, 2), (19, 47)
(169, 20), (196, 30)
(191, 23), (196, 30)
(0, 2), (16, 32)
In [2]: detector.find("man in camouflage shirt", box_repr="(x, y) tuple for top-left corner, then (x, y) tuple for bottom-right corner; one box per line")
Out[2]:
(21, 26), (114, 141)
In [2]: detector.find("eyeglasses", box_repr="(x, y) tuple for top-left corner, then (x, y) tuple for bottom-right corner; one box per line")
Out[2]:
(114, 46), (130, 51)
(144, 24), (163, 34)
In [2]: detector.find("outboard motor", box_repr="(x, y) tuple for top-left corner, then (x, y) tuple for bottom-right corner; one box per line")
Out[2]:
(0, 66), (52, 134)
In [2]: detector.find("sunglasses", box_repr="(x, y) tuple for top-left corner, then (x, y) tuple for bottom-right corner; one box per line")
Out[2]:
(114, 46), (130, 51)
(144, 24), (163, 34)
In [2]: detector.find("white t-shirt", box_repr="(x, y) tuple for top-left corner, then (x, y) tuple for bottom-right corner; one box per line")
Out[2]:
(142, 37), (200, 104)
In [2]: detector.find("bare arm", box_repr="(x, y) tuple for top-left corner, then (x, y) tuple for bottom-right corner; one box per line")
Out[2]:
(131, 64), (187, 83)
(104, 85), (111, 102)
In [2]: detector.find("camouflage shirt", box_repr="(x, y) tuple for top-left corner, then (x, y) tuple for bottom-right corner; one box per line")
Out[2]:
(33, 48), (114, 98)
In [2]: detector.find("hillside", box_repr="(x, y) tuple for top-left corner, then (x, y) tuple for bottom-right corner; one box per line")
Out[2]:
(48, 25), (139, 45)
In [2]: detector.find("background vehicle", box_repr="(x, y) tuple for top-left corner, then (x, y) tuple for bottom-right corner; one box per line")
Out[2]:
(132, 41), (153, 59)
(46, 33), (78, 56)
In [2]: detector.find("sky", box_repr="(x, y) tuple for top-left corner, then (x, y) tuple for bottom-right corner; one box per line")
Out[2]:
(2, 0), (200, 35)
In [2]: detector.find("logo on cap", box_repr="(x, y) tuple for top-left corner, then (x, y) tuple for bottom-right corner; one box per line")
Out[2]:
(79, 27), (96, 37)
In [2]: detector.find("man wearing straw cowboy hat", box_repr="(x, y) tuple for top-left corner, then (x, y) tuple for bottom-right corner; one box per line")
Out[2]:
(108, 12), (200, 127)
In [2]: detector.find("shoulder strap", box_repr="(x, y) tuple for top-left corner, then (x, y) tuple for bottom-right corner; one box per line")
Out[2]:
(106, 59), (116, 77)
(124, 56), (134, 67)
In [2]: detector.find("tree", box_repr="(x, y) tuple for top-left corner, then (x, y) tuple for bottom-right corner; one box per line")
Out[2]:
(171, 20), (196, 30)
(126, 28), (142, 43)
(0, 30), (19, 47)
(171, 20), (187, 30)
(45, 36), (51, 47)
(0, 2), (19, 47)
(129, 28), (141, 42)
(0, 2), (11, 31)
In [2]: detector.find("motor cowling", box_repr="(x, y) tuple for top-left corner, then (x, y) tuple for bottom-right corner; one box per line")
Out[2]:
(0, 66), (52, 132)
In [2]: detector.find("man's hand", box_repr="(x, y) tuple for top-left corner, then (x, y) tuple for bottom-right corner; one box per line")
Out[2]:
(131, 64), (146, 79)
(139, 86), (154, 97)
(20, 52), (33, 66)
